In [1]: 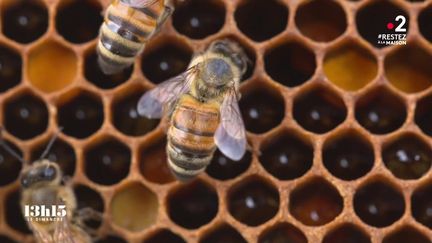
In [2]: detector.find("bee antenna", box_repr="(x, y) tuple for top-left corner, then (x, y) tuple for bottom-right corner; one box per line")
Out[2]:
(0, 127), (26, 164)
(39, 128), (63, 160)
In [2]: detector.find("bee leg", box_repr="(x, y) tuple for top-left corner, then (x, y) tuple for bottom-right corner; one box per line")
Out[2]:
(75, 207), (103, 237)
(76, 207), (103, 222)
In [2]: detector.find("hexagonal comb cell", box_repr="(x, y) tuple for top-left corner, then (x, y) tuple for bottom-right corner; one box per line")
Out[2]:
(5, 190), (30, 234)
(412, 182), (432, 228)
(259, 131), (313, 180)
(295, 0), (346, 42)
(28, 40), (77, 93)
(323, 224), (371, 243)
(354, 180), (405, 227)
(323, 131), (374, 181)
(0, 140), (22, 186)
(264, 41), (316, 87)
(0, 45), (21, 93)
(356, 1), (409, 48)
(168, 180), (218, 229)
(0, 235), (16, 243)
(139, 139), (175, 184)
(293, 87), (346, 134)
(235, 0), (288, 42)
(199, 224), (246, 243)
(85, 48), (133, 90)
(382, 134), (431, 180)
(228, 177), (279, 226)
(415, 94), (432, 136)
(111, 183), (158, 232)
(74, 185), (104, 229)
(419, 5), (432, 42)
(383, 227), (430, 243)
(173, 0), (225, 39)
(206, 149), (252, 181)
(96, 236), (127, 243)
(142, 40), (192, 84)
(84, 138), (131, 185)
(258, 223), (306, 243)
(55, 0), (103, 43)
(289, 178), (343, 226)
(57, 91), (104, 139)
(385, 44), (432, 93)
(355, 87), (406, 134)
(112, 90), (159, 137)
(1, 0), (48, 43)
(30, 138), (76, 176)
(239, 86), (285, 134)
(324, 41), (377, 91)
(4, 91), (48, 140)
(143, 229), (185, 243)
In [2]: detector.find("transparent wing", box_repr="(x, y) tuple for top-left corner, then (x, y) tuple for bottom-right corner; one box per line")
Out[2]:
(30, 223), (54, 243)
(215, 89), (247, 161)
(53, 215), (76, 243)
(120, 0), (159, 8)
(137, 67), (197, 119)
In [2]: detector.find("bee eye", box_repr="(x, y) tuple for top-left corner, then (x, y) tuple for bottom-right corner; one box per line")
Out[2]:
(43, 166), (57, 180)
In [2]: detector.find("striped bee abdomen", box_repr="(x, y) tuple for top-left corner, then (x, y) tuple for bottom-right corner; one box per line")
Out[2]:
(167, 95), (220, 181)
(97, 0), (165, 75)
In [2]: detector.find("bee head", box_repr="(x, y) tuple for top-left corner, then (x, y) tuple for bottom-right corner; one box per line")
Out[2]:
(208, 39), (248, 76)
(20, 160), (60, 188)
(201, 58), (233, 89)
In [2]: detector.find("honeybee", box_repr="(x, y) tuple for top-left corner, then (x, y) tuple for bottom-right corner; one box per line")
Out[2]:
(0, 130), (92, 243)
(137, 39), (248, 181)
(97, 0), (174, 75)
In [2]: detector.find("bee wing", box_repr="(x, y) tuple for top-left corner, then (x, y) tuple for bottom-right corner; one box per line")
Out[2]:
(53, 216), (76, 243)
(30, 223), (54, 243)
(120, 0), (159, 8)
(137, 67), (197, 119)
(215, 89), (247, 161)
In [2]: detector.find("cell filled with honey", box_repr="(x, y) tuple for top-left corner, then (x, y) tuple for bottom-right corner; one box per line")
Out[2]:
(239, 86), (285, 134)
(168, 181), (218, 229)
(84, 138), (131, 185)
(228, 177), (279, 226)
(172, 0), (225, 39)
(57, 91), (104, 139)
(259, 132), (313, 180)
(199, 225), (246, 243)
(354, 181), (405, 227)
(289, 178), (343, 226)
(1, 0), (48, 43)
(3, 91), (48, 140)
(0, 45), (22, 93)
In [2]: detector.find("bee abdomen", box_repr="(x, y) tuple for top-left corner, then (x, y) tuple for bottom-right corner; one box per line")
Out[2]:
(97, 1), (160, 74)
(167, 143), (213, 181)
(167, 98), (220, 181)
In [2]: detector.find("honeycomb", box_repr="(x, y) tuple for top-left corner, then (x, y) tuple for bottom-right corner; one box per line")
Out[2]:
(0, 0), (431, 242)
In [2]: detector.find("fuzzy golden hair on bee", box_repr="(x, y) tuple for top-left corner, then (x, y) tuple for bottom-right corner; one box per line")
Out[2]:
(137, 39), (248, 181)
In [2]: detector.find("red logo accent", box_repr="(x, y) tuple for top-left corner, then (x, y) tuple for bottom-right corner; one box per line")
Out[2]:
(387, 22), (394, 30)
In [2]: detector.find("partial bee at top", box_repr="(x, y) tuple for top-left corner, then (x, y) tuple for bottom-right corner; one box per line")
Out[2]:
(97, 0), (176, 75)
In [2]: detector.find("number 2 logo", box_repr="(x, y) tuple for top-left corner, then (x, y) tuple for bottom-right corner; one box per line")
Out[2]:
(395, 15), (407, 32)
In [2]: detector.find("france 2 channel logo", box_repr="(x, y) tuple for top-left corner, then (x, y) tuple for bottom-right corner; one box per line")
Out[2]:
(24, 204), (67, 222)
(377, 15), (408, 46)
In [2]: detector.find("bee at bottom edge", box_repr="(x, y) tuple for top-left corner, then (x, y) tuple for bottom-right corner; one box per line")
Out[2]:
(0, 130), (96, 243)
(137, 39), (249, 182)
